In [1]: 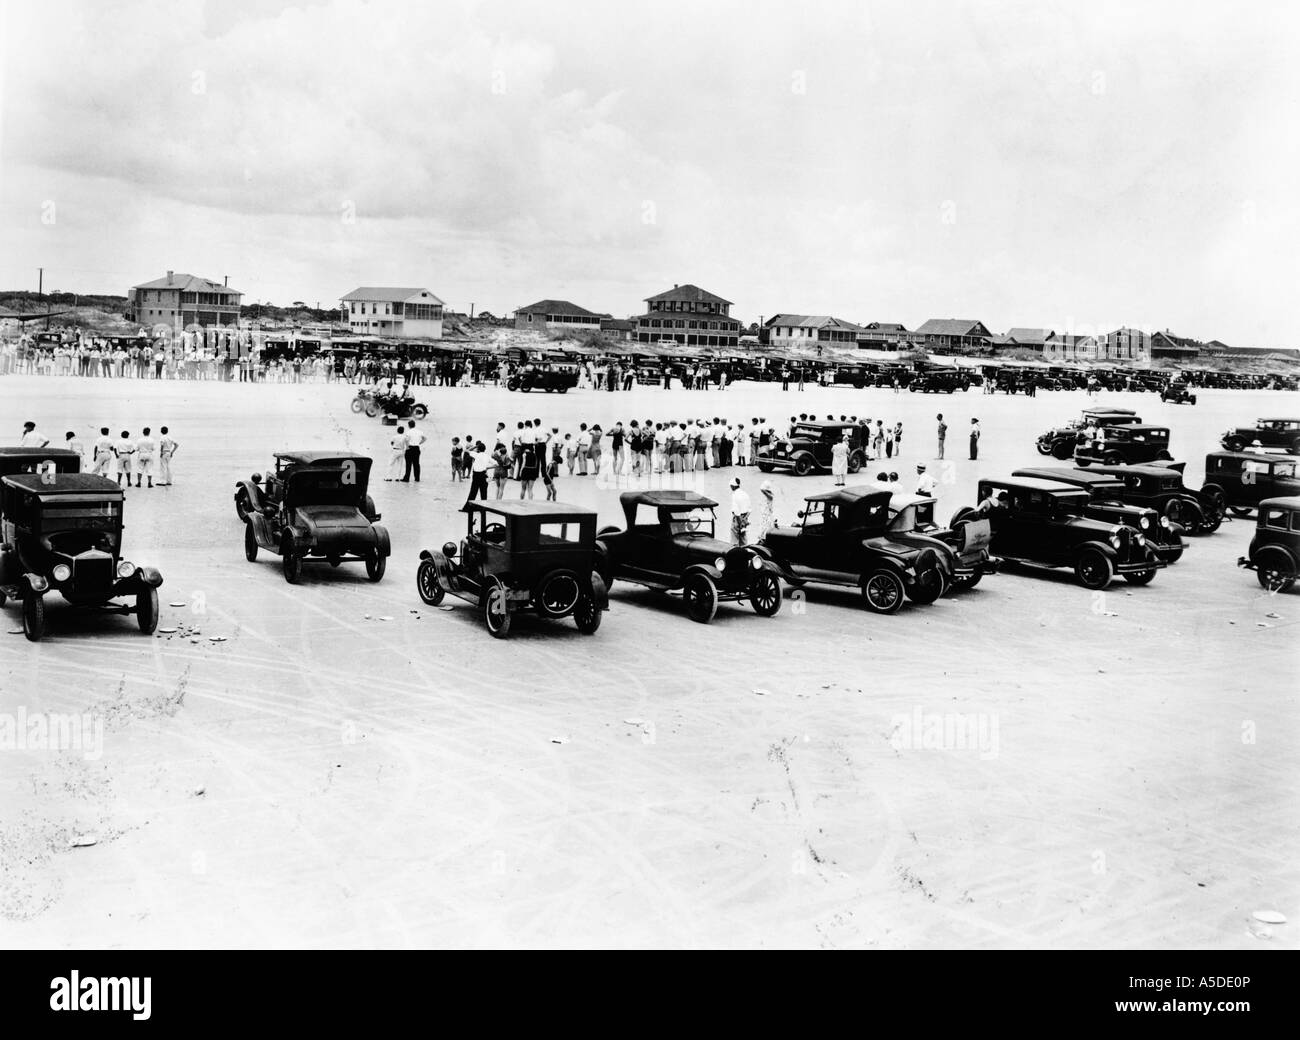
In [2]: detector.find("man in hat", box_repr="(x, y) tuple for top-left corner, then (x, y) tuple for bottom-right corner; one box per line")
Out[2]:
(915, 463), (937, 497)
(729, 476), (751, 546)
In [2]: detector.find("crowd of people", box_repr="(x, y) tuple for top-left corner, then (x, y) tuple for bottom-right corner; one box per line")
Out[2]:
(17, 421), (179, 487)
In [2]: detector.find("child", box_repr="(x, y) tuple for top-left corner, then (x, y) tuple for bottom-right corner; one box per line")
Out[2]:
(450, 437), (463, 481)
(542, 438), (560, 500)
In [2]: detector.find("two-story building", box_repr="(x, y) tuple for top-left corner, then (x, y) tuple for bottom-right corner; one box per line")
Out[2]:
(855, 322), (912, 350)
(1043, 333), (1099, 362)
(1150, 330), (1202, 361)
(913, 318), (994, 354)
(1100, 328), (1152, 362)
(340, 287), (444, 339)
(513, 300), (603, 334)
(633, 284), (740, 348)
(129, 272), (243, 327)
(762, 314), (864, 349)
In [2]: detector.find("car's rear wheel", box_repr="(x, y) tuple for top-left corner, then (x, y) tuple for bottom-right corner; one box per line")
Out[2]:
(482, 582), (511, 638)
(366, 552), (386, 583)
(282, 533), (302, 584)
(22, 592), (45, 642)
(748, 571), (782, 616)
(1074, 548), (1113, 590)
(350, 397), (364, 413)
(684, 573), (718, 624)
(1254, 548), (1296, 592)
(364, 401), (380, 418)
(847, 451), (863, 474)
(907, 567), (945, 605)
(793, 454), (814, 477)
(417, 559), (444, 605)
(1123, 568), (1156, 586)
(1228, 505), (1253, 518)
(413, 404), (428, 419)
(861, 569), (905, 613)
(137, 587), (159, 633)
(244, 523), (259, 562)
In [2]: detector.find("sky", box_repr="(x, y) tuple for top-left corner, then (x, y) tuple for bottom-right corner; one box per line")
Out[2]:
(1, 0), (1297, 345)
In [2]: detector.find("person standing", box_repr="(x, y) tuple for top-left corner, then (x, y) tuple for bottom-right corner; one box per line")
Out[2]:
(893, 421), (903, 456)
(884, 424), (895, 459)
(64, 430), (84, 469)
(915, 464), (937, 497)
(466, 441), (490, 501)
(92, 428), (114, 476)
(969, 418), (981, 460)
(403, 420), (425, 482)
(936, 414), (947, 460)
(517, 439), (540, 499)
(729, 477), (751, 546)
(831, 433), (850, 487)
(114, 430), (135, 487)
(388, 425), (409, 481)
(541, 440), (558, 501)
(753, 480), (780, 542)
(611, 421), (626, 476)
(20, 421), (48, 447)
(589, 424), (604, 475)
(134, 427), (157, 488)
(491, 443), (510, 499)
(157, 427), (177, 485)
(576, 424), (592, 475)
(450, 437), (464, 481)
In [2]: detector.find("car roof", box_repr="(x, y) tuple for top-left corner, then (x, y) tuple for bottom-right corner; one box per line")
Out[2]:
(1259, 496), (1300, 510)
(275, 451), (372, 465)
(619, 490), (719, 510)
(1208, 451), (1295, 464)
(804, 486), (891, 506)
(1123, 424), (1169, 433)
(0, 447), (82, 458)
(2, 473), (122, 495)
(1082, 407), (1136, 415)
(979, 476), (1090, 497)
(889, 493), (937, 509)
(1090, 464), (1181, 479)
(794, 421), (857, 430)
(463, 499), (596, 519)
(1257, 418), (1299, 423)
(1013, 467), (1123, 487)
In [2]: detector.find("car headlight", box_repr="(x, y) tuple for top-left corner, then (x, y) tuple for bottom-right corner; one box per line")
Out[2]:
(117, 560), (135, 578)
(750, 553), (763, 570)
(1109, 534), (1121, 548)
(1139, 516), (1150, 529)
(1135, 531), (1145, 545)
(52, 564), (71, 582)
(1160, 516), (1171, 529)
(714, 557), (727, 571)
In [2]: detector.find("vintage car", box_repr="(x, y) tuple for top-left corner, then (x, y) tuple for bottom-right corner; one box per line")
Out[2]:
(0, 473), (163, 641)
(1074, 423), (1173, 467)
(592, 490), (782, 623)
(1203, 451), (1300, 518)
(908, 370), (968, 393)
(237, 452), (390, 583)
(886, 494), (999, 591)
(756, 487), (946, 612)
(1012, 467), (1186, 564)
(950, 477), (1164, 589)
(1087, 463), (1224, 534)
(1035, 408), (1141, 461)
(754, 421), (866, 476)
(417, 500), (607, 637)
(0, 446), (83, 478)
(1238, 496), (1300, 592)
(1220, 418), (1300, 454)
(507, 365), (579, 393)
(1160, 383), (1198, 405)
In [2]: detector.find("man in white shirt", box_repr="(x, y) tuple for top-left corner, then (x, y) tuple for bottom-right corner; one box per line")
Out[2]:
(20, 422), (48, 447)
(387, 426), (410, 481)
(466, 440), (491, 501)
(92, 428), (114, 476)
(134, 427), (157, 488)
(64, 430), (85, 467)
(915, 464), (938, 497)
(403, 420), (426, 482)
(158, 427), (178, 485)
(730, 477), (751, 546)
(114, 430), (136, 487)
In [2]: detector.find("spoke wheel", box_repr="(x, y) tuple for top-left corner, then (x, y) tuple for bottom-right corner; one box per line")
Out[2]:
(1074, 548), (1113, 590)
(417, 559), (444, 605)
(749, 571), (782, 616)
(861, 569), (905, 614)
(482, 582), (512, 638)
(244, 523), (259, 562)
(282, 533), (302, 584)
(684, 573), (718, 624)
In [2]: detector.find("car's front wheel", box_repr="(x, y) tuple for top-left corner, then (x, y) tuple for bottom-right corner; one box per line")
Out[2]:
(137, 587), (159, 633)
(413, 404), (428, 419)
(684, 573), (718, 624)
(22, 592), (45, 642)
(793, 454), (814, 477)
(244, 523), (259, 562)
(417, 559), (444, 605)
(282, 533), (302, 584)
(748, 571), (782, 616)
(1254, 548), (1296, 592)
(861, 568), (905, 614)
(350, 397), (364, 413)
(1123, 568), (1157, 586)
(482, 581), (512, 638)
(1074, 548), (1113, 589)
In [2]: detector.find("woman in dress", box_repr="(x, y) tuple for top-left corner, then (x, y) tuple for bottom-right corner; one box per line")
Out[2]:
(831, 433), (850, 486)
(517, 440), (540, 499)
(753, 481), (781, 543)
(492, 444), (510, 499)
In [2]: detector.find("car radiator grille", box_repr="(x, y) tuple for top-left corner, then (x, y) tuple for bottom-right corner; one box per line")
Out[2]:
(74, 555), (115, 590)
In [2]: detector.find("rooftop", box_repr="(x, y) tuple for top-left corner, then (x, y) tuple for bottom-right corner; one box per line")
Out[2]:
(644, 284), (733, 306)
(132, 272), (242, 294)
(515, 299), (599, 317)
(341, 287), (445, 305)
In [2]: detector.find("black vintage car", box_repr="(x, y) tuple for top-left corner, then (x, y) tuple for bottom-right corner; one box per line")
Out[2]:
(1203, 451), (1300, 518)
(1035, 408), (1141, 461)
(908, 370), (968, 393)
(0, 446), (83, 478)
(754, 421), (866, 476)
(507, 365), (579, 393)
(1074, 424), (1173, 467)
(0, 473), (163, 641)
(237, 452), (390, 583)
(1238, 496), (1300, 592)
(886, 494), (999, 591)
(1012, 467), (1186, 564)
(1088, 463), (1224, 534)
(951, 477), (1164, 589)
(594, 491), (782, 623)
(1220, 418), (1300, 455)
(756, 487), (946, 612)
(1160, 383), (1197, 405)
(417, 500), (607, 637)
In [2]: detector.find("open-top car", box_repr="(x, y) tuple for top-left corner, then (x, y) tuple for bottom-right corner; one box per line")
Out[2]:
(593, 490), (783, 623)
(1087, 463), (1224, 534)
(1035, 409), (1140, 461)
(0, 446), (83, 478)
(755, 487), (946, 612)
(886, 493), (999, 591)
(1012, 466), (1186, 564)
(1203, 451), (1300, 518)
(755, 421), (866, 476)
(1160, 383), (1197, 405)
(237, 452), (390, 583)
(951, 476), (1164, 589)
(1238, 496), (1300, 592)
(507, 365), (579, 393)
(1221, 418), (1300, 455)
(1074, 424), (1173, 467)
(417, 500), (606, 638)
(0, 473), (163, 641)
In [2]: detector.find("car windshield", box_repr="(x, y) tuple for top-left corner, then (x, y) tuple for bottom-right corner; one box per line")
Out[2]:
(666, 508), (715, 536)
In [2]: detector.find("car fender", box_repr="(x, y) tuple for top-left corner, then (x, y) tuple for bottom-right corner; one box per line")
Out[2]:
(1075, 539), (1118, 561)
(236, 480), (263, 511)
(250, 512), (274, 549)
(372, 523), (391, 558)
(21, 572), (49, 594)
(137, 566), (164, 588)
(683, 562), (724, 585)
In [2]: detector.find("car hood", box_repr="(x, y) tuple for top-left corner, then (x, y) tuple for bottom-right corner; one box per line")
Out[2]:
(671, 533), (731, 557)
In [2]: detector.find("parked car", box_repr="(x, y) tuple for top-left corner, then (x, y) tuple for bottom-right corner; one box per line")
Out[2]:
(417, 500), (607, 637)
(950, 476), (1164, 589)
(886, 493), (999, 590)
(1203, 451), (1300, 518)
(1035, 409), (1140, 461)
(0, 473), (163, 641)
(507, 365), (579, 393)
(1220, 418), (1300, 454)
(0, 446), (83, 478)
(908, 370), (968, 393)
(1160, 383), (1197, 405)
(1087, 463), (1224, 534)
(755, 487), (946, 612)
(755, 421), (866, 476)
(1074, 424), (1173, 466)
(1238, 496), (1300, 592)
(593, 490), (782, 623)
(237, 452), (390, 583)
(1012, 467), (1186, 564)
